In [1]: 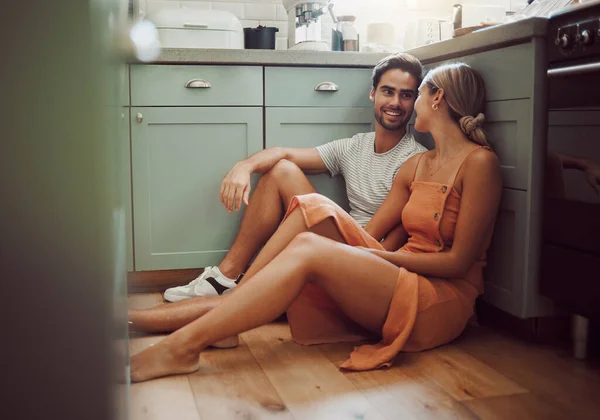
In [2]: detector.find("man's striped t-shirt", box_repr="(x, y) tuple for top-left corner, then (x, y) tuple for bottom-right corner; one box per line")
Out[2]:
(316, 131), (427, 227)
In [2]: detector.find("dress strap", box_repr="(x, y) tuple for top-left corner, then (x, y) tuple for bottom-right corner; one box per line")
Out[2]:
(450, 146), (491, 187)
(411, 152), (427, 183)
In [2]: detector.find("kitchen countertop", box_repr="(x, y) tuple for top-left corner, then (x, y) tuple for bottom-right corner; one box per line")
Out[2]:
(148, 17), (547, 67)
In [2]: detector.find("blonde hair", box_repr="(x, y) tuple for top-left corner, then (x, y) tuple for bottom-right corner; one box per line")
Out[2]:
(423, 63), (491, 149)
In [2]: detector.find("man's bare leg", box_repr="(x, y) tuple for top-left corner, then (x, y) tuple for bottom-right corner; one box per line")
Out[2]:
(129, 207), (347, 333)
(217, 159), (316, 279)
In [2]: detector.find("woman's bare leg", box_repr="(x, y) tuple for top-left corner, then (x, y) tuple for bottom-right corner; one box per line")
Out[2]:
(239, 204), (345, 283)
(130, 233), (399, 382)
(128, 207), (347, 333)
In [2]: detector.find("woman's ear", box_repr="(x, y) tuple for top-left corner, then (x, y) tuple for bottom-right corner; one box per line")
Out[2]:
(433, 88), (445, 107)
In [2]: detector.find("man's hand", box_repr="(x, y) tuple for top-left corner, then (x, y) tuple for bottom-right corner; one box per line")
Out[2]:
(220, 162), (252, 212)
(584, 160), (600, 195)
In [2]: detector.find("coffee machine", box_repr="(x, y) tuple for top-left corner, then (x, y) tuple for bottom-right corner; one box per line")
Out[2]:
(282, 0), (333, 50)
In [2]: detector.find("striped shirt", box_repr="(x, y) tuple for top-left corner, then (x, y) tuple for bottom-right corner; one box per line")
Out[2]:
(316, 132), (427, 227)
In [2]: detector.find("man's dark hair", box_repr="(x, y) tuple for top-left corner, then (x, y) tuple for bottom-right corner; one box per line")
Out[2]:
(371, 53), (424, 90)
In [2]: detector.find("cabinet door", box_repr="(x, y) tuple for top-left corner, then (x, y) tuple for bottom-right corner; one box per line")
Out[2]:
(483, 189), (527, 316)
(118, 108), (134, 272)
(131, 107), (262, 271)
(266, 107), (373, 210)
(409, 99), (532, 191)
(483, 188), (553, 318)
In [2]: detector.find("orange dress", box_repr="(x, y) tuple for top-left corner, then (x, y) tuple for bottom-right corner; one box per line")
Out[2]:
(283, 148), (493, 371)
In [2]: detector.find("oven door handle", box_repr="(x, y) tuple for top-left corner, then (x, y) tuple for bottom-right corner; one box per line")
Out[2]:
(548, 62), (600, 77)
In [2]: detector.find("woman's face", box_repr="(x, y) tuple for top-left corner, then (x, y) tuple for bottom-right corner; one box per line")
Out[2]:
(413, 82), (433, 133)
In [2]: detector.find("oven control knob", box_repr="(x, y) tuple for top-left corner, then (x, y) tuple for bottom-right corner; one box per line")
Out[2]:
(580, 29), (593, 46)
(556, 33), (572, 49)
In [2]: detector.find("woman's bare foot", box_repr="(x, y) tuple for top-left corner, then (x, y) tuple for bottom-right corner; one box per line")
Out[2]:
(130, 341), (200, 383)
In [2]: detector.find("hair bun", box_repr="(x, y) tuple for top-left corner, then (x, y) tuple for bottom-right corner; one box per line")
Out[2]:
(459, 113), (485, 135)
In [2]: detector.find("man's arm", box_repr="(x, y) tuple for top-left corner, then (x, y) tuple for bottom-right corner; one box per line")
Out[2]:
(220, 147), (327, 212)
(245, 147), (328, 175)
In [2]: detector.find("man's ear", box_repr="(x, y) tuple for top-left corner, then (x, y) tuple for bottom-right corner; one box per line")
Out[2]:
(369, 88), (375, 102)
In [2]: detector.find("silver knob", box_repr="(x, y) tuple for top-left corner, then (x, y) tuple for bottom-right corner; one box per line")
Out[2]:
(581, 29), (593, 46)
(136, 112), (143, 123)
(558, 34), (571, 49)
(314, 81), (339, 92)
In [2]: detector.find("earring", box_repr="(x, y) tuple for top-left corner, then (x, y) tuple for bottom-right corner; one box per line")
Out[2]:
(432, 104), (439, 111)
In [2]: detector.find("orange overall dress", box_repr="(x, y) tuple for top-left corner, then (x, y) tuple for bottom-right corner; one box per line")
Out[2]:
(283, 148), (493, 371)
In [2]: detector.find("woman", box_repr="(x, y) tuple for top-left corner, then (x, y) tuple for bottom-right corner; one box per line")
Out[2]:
(129, 62), (502, 382)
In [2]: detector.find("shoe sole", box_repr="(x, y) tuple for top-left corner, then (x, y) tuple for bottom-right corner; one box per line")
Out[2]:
(164, 287), (235, 303)
(163, 292), (194, 303)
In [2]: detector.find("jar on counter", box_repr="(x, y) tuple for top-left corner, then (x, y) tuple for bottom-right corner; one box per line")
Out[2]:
(337, 15), (358, 52)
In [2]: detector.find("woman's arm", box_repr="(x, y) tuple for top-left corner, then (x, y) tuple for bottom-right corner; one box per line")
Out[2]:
(363, 154), (421, 241)
(364, 149), (502, 278)
(380, 224), (409, 251)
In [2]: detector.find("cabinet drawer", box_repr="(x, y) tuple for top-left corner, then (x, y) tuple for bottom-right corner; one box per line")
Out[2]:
(424, 42), (535, 102)
(265, 67), (373, 107)
(131, 65), (263, 106)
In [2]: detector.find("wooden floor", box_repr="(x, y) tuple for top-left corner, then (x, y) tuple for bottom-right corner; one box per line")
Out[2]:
(128, 293), (600, 420)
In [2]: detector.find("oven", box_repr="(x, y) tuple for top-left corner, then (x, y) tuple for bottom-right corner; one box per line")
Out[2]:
(541, 0), (600, 359)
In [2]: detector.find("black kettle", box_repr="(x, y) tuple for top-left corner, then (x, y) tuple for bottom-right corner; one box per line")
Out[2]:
(244, 26), (279, 50)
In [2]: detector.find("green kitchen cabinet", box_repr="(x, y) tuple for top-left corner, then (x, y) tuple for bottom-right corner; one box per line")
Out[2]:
(119, 107), (134, 272)
(131, 106), (262, 271)
(265, 107), (374, 210)
(409, 40), (551, 319)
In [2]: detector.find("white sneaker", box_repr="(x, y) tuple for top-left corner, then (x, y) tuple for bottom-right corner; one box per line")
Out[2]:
(163, 266), (238, 302)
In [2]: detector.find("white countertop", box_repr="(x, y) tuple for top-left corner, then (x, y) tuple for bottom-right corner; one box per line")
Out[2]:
(144, 17), (547, 67)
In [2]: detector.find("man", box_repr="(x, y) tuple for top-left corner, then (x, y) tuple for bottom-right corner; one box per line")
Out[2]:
(164, 53), (427, 302)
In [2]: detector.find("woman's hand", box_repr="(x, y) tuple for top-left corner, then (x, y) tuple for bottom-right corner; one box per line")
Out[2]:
(355, 246), (384, 257)
(220, 162), (252, 212)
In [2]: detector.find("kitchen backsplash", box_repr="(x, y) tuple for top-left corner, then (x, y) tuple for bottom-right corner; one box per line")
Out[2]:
(142, 0), (531, 50)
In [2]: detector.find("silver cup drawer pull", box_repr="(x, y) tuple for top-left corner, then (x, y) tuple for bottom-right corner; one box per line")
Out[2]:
(185, 79), (212, 89)
(314, 82), (339, 92)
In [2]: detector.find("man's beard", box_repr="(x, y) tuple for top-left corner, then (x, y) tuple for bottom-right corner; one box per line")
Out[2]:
(374, 108), (409, 131)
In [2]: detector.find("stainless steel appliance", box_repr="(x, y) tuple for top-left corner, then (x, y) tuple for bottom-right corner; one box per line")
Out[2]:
(542, 0), (600, 359)
(282, 0), (332, 50)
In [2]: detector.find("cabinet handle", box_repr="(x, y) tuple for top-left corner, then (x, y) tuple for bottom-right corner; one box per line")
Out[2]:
(314, 82), (339, 92)
(183, 23), (209, 29)
(185, 79), (212, 89)
(136, 112), (143, 123)
(547, 62), (600, 77)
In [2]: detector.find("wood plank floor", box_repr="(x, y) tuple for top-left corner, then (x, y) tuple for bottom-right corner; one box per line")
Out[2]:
(128, 293), (600, 420)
